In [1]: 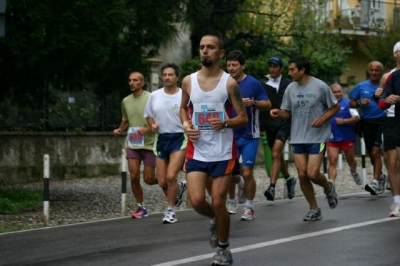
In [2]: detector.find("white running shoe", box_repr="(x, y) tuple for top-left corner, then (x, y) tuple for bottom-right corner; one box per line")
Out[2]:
(365, 182), (379, 196)
(162, 209), (178, 224)
(175, 181), (187, 207)
(390, 203), (400, 217)
(377, 174), (388, 194)
(211, 247), (233, 266)
(351, 171), (362, 185)
(241, 206), (255, 221)
(325, 180), (339, 209)
(227, 199), (237, 214)
(303, 207), (323, 221)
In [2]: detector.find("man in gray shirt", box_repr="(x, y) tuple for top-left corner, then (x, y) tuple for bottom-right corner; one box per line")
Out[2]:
(270, 55), (340, 221)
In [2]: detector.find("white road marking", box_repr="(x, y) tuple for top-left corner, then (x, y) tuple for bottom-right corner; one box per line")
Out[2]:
(152, 217), (399, 266)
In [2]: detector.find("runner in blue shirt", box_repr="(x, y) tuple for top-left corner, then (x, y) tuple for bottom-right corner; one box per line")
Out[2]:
(226, 50), (271, 220)
(349, 61), (387, 195)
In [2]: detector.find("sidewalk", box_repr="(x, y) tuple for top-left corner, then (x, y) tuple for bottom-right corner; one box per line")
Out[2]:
(1, 156), (375, 232)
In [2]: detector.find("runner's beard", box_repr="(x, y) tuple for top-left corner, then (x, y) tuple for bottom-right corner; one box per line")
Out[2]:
(201, 58), (212, 67)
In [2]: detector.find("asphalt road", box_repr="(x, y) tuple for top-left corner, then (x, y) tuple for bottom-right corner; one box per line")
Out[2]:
(1, 190), (399, 266)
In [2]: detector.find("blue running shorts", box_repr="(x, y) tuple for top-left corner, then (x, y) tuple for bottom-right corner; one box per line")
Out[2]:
(184, 158), (236, 178)
(155, 133), (187, 162)
(291, 143), (326, 155)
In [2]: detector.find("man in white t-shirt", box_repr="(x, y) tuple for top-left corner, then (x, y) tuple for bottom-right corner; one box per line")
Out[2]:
(144, 63), (187, 224)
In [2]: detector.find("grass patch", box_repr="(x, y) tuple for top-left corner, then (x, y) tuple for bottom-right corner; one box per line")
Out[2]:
(0, 224), (43, 234)
(0, 186), (42, 215)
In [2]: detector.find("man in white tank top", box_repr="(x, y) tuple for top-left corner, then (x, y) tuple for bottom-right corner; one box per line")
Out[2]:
(180, 35), (248, 266)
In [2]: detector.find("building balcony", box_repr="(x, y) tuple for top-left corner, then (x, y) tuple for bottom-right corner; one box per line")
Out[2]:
(322, 0), (399, 35)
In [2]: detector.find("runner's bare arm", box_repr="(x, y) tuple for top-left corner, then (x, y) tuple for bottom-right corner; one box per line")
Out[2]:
(180, 75), (191, 125)
(270, 109), (291, 119)
(146, 117), (158, 133)
(311, 102), (340, 128)
(180, 75), (201, 142)
(113, 120), (129, 137)
(225, 77), (248, 128)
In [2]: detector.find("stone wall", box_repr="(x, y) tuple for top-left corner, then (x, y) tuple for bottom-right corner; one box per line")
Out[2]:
(0, 132), (269, 185)
(0, 132), (126, 185)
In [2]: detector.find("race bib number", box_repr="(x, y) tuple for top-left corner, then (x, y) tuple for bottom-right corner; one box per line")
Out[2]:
(193, 103), (225, 131)
(127, 127), (144, 147)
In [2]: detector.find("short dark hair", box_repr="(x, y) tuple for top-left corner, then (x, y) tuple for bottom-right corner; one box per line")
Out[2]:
(202, 34), (224, 50)
(161, 63), (181, 77)
(289, 55), (311, 75)
(226, 50), (246, 65)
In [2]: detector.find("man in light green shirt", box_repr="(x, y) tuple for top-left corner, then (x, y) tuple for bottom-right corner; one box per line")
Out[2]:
(113, 71), (157, 219)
